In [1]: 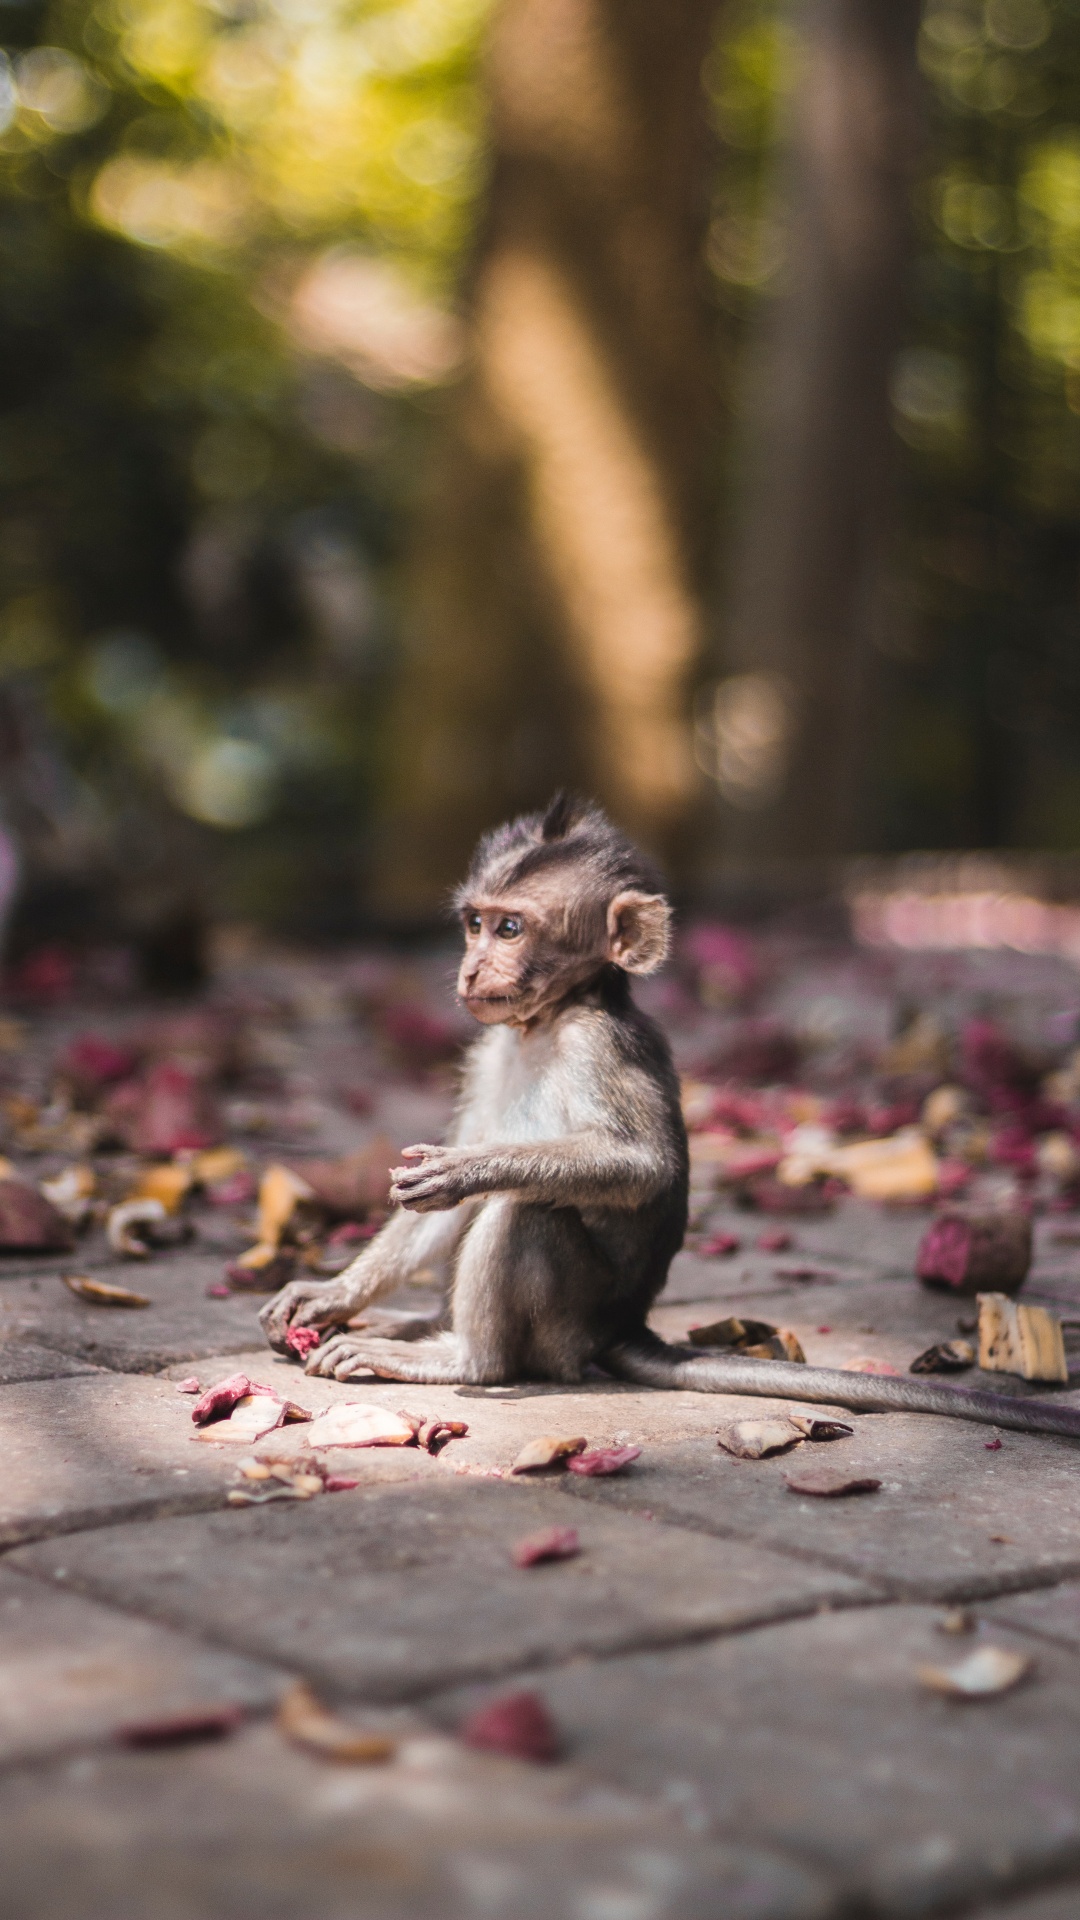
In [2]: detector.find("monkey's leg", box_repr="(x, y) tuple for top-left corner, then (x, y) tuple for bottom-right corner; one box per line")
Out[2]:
(602, 1332), (1080, 1441)
(306, 1330), (472, 1384)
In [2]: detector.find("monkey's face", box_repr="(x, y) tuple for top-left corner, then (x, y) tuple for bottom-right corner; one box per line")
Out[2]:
(456, 880), (671, 1026)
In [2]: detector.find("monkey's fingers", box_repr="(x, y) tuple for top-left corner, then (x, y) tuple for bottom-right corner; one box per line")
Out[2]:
(399, 1144), (439, 1161)
(260, 1282), (350, 1348)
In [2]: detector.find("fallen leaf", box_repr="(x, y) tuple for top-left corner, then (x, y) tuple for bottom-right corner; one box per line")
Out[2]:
(63, 1274), (150, 1308)
(788, 1417), (853, 1442)
(917, 1646), (1032, 1698)
(511, 1526), (581, 1567)
(717, 1419), (802, 1459)
(565, 1446), (642, 1477)
(0, 1178), (75, 1251)
(174, 1376), (201, 1394)
(106, 1198), (168, 1258)
(510, 1435), (588, 1474)
(459, 1691), (559, 1763)
(910, 1339), (975, 1375)
(191, 1372), (278, 1425)
(115, 1705), (244, 1748)
(304, 1403), (419, 1448)
(784, 1468), (881, 1497)
(285, 1326), (321, 1359)
(277, 1682), (395, 1763)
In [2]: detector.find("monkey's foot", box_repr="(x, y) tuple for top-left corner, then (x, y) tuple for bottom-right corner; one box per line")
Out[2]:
(305, 1331), (466, 1383)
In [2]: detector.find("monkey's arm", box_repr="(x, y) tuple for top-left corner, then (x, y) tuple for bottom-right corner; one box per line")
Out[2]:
(390, 1135), (670, 1212)
(259, 1205), (473, 1350)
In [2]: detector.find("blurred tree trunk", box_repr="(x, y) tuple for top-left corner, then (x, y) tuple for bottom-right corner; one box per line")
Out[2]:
(373, 0), (720, 917)
(713, 0), (923, 867)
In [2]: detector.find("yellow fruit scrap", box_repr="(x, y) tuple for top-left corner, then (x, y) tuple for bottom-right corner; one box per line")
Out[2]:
(977, 1292), (1068, 1383)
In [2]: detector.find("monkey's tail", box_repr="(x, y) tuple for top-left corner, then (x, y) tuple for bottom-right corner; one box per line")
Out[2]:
(601, 1330), (1080, 1440)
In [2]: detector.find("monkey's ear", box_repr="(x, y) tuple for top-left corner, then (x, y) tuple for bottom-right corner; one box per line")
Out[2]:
(606, 891), (672, 975)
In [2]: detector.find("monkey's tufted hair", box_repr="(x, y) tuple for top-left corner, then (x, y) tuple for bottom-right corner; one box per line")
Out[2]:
(454, 793), (665, 913)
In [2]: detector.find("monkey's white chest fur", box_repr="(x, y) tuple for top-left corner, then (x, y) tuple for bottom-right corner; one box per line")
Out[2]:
(460, 1023), (601, 1146)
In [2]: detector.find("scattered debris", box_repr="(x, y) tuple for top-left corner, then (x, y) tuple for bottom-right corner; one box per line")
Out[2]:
(285, 1326), (321, 1359)
(106, 1198), (170, 1258)
(407, 1414), (469, 1455)
(459, 1691), (560, 1763)
(195, 1393), (311, 1444)
(917, 1210), (1032, 1297)
(757, 1229), (792, 1252)
(129, 1163), (192, 1215)
(977, 1293), (1069, 1383)
(174, 1376), (201, 1394)
(191, 1373), (278, 1425)
(277, 1682), (395, 1763)
(917, 1645), (1032, 1699)
(0, 1178), (75, 1251)
(223, 1252), (297, 1293)
(39, 1164), (95, 1228)
(699, 1232), (741, 1257)
(779, 1127), (938, 1202)
(910, 1339), (975, 1375)
(937, 1609), (976, 1635)
(788, 1417), (853, 1441)
(511, 1526), (581, 1567)
(63, 1274), (150, 1308)
(565, 1445), (642, 1476)
(228, 1458), (325, 1504)
(784, 1468), (881, 1497)
(717, 1418), (803, 1459)
(303, 1403), (420, 1449)
(688, 1316), (806, 1362)
(843, 1357), (901, 1376)
(115, 1705), (245, 1748)
(510, 1435), (588, 1474)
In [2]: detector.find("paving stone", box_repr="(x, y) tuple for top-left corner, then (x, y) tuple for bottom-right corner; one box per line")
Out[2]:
(984, 1581), (1080, 1652)
(560, 1414), (1080, 1601)
(434, 1605), (1080, 1918)
(9, 1478), (876, 1701)
(0, 1723), (836, 1920)
(0, 1338), (104, 1383)
(0, 1250), (270, 1371)
(0, 1374), (443, 1551)
(0, 1563), (281, 1765)
(967, 1885), (1080, 1920)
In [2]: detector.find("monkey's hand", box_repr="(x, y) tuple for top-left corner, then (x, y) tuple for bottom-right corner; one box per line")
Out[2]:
(259, 1277), (356, 1352)
(390, 1144), (481, 1212)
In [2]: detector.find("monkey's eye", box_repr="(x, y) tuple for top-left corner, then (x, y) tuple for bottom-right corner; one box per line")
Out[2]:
(495, 916), (523, 939)
(464, 912), (483, 935)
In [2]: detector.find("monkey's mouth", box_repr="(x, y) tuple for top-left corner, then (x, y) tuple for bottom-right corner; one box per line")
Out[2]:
(461, 993), (516, 1006)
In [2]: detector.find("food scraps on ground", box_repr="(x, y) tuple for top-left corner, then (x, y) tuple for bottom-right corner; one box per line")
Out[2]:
(977, 1293), (1069, 1383)
(917, 1209), (1032, 1297)
(129, 1163), (192, 1215)
(757, 1229), (792, 1252)
(937, 1609), (976, 1635)
(174, 1376), (201, 1394)
(195, 1393), (312, 1444)
(191, 1373), (278, 1424)
(688, 1316), (806, 1362)
(39, 1164), (95, 1228)
(228, 1458), (326, 1504)
(717, 1418), (804, 1459)
(511, 1526), (581, 1567)
(459, 1691), (560, 1763)
(778, 1127), (939, 1202)
(910, 1339), (975, 1375)
(843, 1357), (901, 1375)
(510, 1435), (588, 1474)
(0, 1177), (75, 1251)
(783, 1468), (881, 1497)
(788, 1417), (853, 1441)
(277, 1681), (395, 1763)
(566, 1445), (642, 1476)
(63, 1273), (150, 1308)
(917, 1645), (1032, 1699)
(223, 1252), (297, 1293)
(301, 1403), (419, 1449)
(699, 1232), (740, 1257)
(106, 1197), (173, 1257)
(115, 1705), (245, 1748)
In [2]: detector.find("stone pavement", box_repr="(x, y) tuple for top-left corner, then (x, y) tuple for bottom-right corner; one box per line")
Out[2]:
(5, 1211), (1080, 1919)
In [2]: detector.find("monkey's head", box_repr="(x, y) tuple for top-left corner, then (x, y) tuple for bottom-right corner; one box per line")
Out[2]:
(453, 793), (672, 1027)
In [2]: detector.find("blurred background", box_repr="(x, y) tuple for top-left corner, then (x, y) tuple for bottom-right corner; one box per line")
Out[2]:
(1, 0), (1079, 979)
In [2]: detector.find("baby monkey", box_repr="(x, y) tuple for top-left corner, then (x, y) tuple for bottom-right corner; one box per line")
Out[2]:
(262, 796), (1080, 1442)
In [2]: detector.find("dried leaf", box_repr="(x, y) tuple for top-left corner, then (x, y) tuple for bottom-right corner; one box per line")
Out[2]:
(910, 1339), (975, 1375)
(304, 1402), (418, 1448)
(0, 1178), (75, 1251)
(191, 1372), (278, 1425)
(510, 1435), (588, 1474)
(285, 1326), (321, 1359)
(459, 1690), (559, 1763)
(717, 1419), (802, 1459)
(784, 1468), (881, 1497)
(978, 1293), (1069, 1383)
(63, 1274), (150, 1308)
(788, 1417), (853, 1442)
(565, 1445), (641, 1477)
(115, 1705), (244, 1748)
(277, 1682), (395, 1762)
(917, 1646), (1032, 1698)
(511, 1526), (581, 1567)
(106, 1198), (167, 1258)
